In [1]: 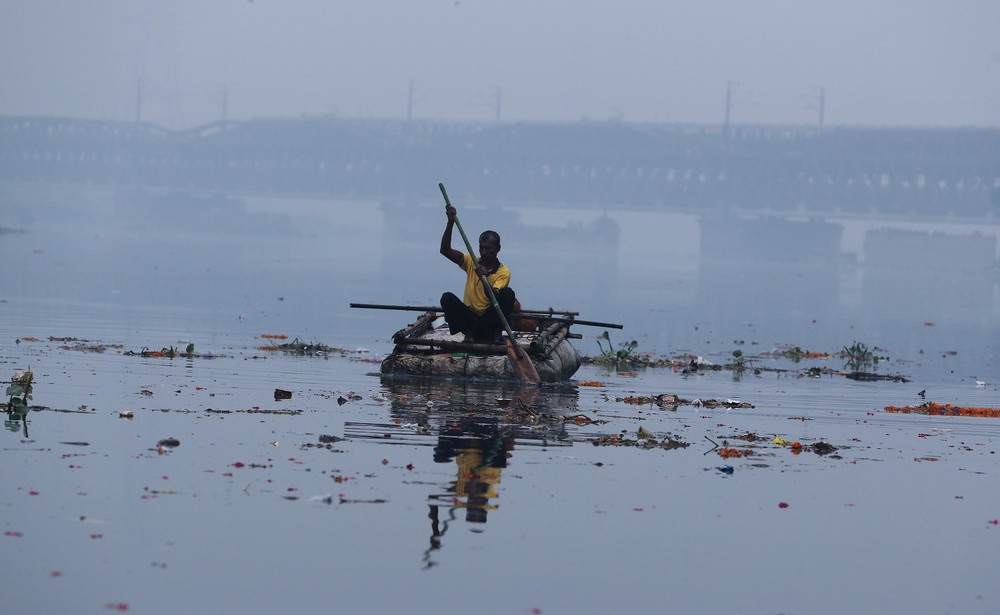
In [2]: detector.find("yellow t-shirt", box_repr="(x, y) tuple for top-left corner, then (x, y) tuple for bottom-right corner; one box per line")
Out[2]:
(460, 253), (510, 315)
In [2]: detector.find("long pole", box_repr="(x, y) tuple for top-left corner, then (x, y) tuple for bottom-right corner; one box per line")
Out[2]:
(349, 303), (623, 329)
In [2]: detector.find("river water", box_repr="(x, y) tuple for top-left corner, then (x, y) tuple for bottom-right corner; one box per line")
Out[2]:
(1, 185), (999, 614)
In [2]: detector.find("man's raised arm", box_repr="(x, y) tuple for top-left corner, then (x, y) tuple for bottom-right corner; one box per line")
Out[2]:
(440, 204), (464, 266)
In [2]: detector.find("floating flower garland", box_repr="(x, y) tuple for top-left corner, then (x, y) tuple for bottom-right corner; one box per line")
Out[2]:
(884, 402), (1000, 418)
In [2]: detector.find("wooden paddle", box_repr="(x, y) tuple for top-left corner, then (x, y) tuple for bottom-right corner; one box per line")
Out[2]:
(439, 182), (541, 385)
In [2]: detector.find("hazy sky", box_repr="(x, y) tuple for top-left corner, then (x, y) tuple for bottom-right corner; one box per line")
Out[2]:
(1, 1), (998, 129)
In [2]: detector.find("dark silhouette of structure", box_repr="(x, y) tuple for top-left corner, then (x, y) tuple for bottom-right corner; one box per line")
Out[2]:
(2, 114), (997, 218)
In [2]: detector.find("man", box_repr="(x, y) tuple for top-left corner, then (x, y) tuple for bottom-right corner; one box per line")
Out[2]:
(439, 202), (516, 343)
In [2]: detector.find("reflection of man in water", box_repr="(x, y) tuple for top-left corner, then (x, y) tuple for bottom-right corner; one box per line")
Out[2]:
(452, 449), (502, 524)
(431, 416), (512, 525)
(425, 419), (513, 566)
(439, 201), (516, 343)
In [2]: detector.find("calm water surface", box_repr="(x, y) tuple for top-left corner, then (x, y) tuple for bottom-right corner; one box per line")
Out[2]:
(1, 186), (999, 614)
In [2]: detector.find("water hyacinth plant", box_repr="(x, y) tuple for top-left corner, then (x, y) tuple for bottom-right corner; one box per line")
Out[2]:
(5, 370), (33, 436)
(595, 331), (639, 367)
(841, 340), (886, 371)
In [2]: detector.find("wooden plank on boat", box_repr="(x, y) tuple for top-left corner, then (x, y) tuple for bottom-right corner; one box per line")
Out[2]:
(392, 336), (509, 355)
(392, 311), (437, 343)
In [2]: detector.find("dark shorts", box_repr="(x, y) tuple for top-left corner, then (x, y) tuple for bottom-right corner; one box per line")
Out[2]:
(440, 287), (515, 342)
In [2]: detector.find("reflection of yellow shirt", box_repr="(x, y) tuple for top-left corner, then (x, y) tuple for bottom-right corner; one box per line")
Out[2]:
(454, 451), (501, 510)
(460, 253), (510, 315)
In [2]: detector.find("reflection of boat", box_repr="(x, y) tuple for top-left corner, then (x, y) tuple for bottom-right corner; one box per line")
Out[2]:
(346, 375), (581, 451)
(379, 310), (582, 382)
(379, 373), (581, 419)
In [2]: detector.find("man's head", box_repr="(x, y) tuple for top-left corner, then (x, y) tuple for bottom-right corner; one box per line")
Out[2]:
(478, 230), (501, 265)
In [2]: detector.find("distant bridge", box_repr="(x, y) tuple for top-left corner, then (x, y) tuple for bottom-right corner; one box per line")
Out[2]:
(2, 115), (998, 219)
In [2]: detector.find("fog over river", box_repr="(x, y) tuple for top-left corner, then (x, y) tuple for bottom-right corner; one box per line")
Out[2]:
(1, 184), (998, 614)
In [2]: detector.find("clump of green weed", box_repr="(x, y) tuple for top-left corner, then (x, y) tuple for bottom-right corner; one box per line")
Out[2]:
(5, 370), (33, 436)
(840, 341), (887, 371)
(731, 349), (747, 372)
(596, 331), (638, 367)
